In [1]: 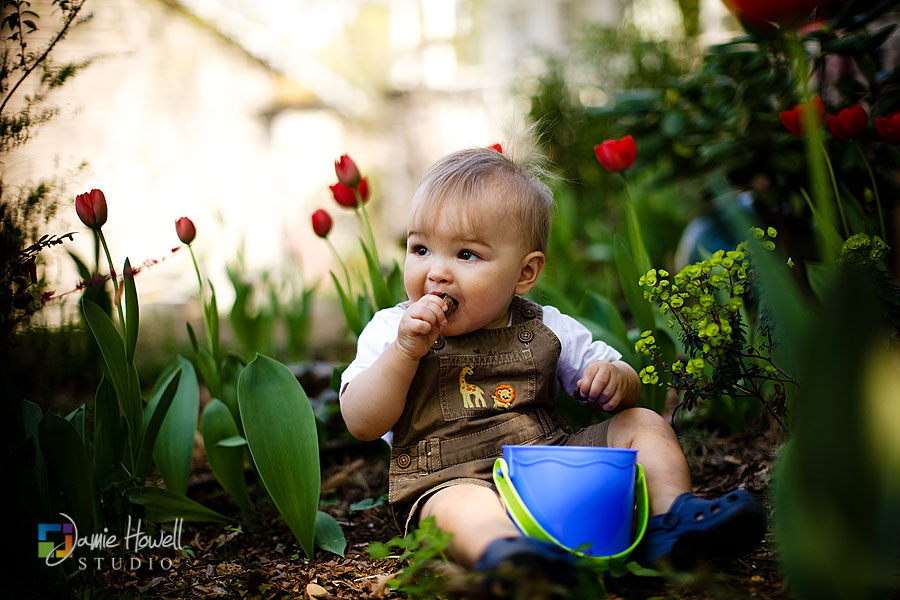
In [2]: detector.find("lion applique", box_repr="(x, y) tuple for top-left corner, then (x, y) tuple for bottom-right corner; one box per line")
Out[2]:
(491, 384), (515, 410)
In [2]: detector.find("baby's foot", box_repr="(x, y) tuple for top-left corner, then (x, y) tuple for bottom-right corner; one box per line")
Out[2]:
(474, 536), (576, 594)
(633, 489), (766, 570)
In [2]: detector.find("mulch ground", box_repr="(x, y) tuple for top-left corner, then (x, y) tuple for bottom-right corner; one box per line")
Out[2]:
(65, 421), (788, 600)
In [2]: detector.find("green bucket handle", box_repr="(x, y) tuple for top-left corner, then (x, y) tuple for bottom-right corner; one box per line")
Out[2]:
(493, 457), (649, 573)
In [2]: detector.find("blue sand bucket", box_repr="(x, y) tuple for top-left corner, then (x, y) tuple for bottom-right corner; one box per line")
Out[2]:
(493, 445), (649, 571)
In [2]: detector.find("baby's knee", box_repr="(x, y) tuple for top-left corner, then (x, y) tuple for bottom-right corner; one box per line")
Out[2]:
(420, 484), (503, 527)
(609, 407), (676, 444)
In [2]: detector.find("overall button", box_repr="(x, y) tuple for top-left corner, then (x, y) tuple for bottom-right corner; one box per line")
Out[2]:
(522, 307), (537, 319)
(518, 329), (534, 342)
(396, 453), (411, 469)
(432, 337), (445, 350)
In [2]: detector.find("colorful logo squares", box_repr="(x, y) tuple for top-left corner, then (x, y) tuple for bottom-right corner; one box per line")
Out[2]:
(38, 523), (73, 558)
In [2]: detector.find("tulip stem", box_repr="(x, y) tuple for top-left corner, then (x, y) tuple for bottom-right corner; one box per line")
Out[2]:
(356, 192), (380, 266)
(854, 141), (887, 241)
(98, 229), (126, 336)
(326, 238), (354, 295)
(818, 141), (850, 238)
(189, 245), (215, 358)
(786, 33), (837, 261)
(618, 173), (652, 275)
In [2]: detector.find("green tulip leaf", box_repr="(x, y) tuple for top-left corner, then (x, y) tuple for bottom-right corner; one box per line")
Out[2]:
(208, 280), (220, 360)
(136, 368), (183, 484)
(193, 346), (222, 400)
(805, 261), (833, 304)
(144, 357), (198, 495)
(83, 297), (142, 446)
(65, 404), (86, 445)
(186, 321), (200, 353)
(94, 376), (126, 484)
(21, 400), (49, 511)
(216, 435), (248, 447)
(201, 399), (250, 516)
(123, 258), (139, 362)
(238, 354), (320, 558)
(330, 271), (363, 337)
(67, 249), (92, 281)
(800, 189), (842, 257)
(361, 238), (394, 310)
(314, 510), (346, 557)
(614, 238), (655, 333)
(580, 293), (629, 351)
(128, 486), (233, 523)
(39, 413), (97, 531)
(219, 354), (245, 429)
(386, 260), (405, 305)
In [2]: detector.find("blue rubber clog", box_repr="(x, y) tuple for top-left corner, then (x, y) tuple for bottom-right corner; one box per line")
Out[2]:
(475, 535), (577, 586)
(633, 489), (766, 570)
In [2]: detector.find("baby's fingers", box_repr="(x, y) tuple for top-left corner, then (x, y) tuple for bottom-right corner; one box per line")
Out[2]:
(583, 367), (612, 401)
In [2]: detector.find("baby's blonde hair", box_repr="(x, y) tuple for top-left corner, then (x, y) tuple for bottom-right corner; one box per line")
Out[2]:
(409, 143), (554, 254)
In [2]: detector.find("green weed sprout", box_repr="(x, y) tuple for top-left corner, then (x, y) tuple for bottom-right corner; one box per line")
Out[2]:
(636, 228), (793, 428)
(366, 517), (458, 599)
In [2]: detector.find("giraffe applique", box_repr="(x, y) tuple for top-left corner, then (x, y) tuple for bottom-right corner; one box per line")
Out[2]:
(458, 366), (487, 408)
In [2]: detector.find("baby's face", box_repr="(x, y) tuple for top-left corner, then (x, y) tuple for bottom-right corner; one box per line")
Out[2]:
(405, 201), (530, 336)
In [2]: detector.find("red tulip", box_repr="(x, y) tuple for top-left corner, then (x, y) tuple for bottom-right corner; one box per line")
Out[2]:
(75, 189), (108, 229)
(594, 135), (637, 173)
(358, 177), (370, 204)
(312, 209), (333, 238)
(330, 182), (358, 208)
(722, 0), (820, 27)
(780, 96), (825, 136)
(334, 154), (361, 189)
(488, 143), (503, 153)
(175, 217), (196, 245)
(874, 112), (900, 145)
(826, 105), (868, 140)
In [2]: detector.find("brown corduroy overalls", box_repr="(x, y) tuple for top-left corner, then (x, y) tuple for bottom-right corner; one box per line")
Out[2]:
(389, 296), (609, 532)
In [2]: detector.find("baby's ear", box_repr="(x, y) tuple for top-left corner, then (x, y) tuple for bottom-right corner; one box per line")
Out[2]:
(515, 251), (545, 294)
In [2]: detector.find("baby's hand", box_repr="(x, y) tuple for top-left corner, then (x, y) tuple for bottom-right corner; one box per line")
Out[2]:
(577, 360), (633, 412)
(394, 294), (448, 360)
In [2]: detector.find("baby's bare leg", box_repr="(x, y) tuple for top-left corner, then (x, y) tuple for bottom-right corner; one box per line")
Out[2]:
(419, 483), (521, 568)
(606, 407), (692, 515)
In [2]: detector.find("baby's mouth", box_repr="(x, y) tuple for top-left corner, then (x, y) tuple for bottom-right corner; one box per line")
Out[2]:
(431, 292), (459, 317)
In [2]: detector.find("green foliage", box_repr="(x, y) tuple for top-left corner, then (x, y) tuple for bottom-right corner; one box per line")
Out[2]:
(768, 264), (900, 599)
(366, 516), (455, 599)
(201, 398), (251, 519)
(189, 242), (345, 555)
(226, 249), (317, 362)
(238, 354), (323, 559)
(145, 356), (199, 496)
(314, 510), (347, 557)
(636, 230), (791, 425)
(330, 238), (405, 338)
(0, 1), (90, 349)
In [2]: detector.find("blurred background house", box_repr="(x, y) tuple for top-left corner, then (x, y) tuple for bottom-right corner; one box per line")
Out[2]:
(8, 0), (737, 347)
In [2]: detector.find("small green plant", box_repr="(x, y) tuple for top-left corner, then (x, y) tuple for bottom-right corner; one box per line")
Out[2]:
(367, 517), (457, 599)
(635, 228), (792, 427)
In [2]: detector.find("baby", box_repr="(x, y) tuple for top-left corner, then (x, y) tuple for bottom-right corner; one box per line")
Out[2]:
(340, 146), (765, 579)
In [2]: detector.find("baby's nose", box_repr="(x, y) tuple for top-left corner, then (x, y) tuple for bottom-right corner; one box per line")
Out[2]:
(427, 259), (452, 283)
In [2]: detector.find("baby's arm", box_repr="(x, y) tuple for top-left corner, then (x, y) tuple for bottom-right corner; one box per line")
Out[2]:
(576, 360), (641, 413)
(340, 294), (448, 441)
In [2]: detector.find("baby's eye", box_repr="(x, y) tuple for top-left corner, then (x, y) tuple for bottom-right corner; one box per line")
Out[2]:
(411, 245), (429, 256)
(458, 249), (479, 261)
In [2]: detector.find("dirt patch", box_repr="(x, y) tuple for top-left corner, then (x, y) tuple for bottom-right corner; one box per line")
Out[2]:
(70, 426), (787, 599)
